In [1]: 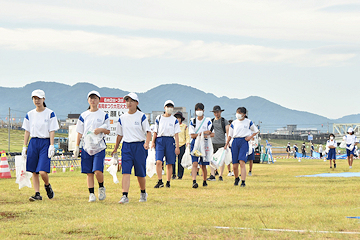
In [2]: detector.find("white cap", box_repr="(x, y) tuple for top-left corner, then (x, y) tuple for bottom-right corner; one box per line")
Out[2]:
(164, 100), (175, 107)
(348, 127), (354, 133)
(31, 89), (45, 99)
(124, 92), (139, 102)
(87, 90), (101, 99)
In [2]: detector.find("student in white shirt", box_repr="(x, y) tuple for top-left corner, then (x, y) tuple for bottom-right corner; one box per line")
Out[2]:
(343, 127), (358, 169)
(326, 133), (337, 168)
(189, 103), (214, 188)
(224, 107), (258, 187)
(74, 91), (110, 202)
(151, 100), (180, 188)
(22, 89), (59, 202)
(112, 93), (151, 204)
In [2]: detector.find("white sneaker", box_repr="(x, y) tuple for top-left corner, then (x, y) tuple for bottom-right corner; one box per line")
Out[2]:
(98, 187), (106, 201)
(118, 195), (129, 204)
(139, 192), (148, 202)
(248, 172), (252, 176)
(88, 193), (96, 202)
(227, 172), (232, 177)
(231, 171), (234, 176)
(350, 166), (352, 169)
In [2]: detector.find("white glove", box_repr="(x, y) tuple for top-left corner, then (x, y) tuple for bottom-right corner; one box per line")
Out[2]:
(22, 146), (27, 158)
(48, 145), (55, 158)
(73, 145), (80, 158)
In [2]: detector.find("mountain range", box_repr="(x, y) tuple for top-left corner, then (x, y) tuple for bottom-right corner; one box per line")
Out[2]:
(1, 81), (359, 133)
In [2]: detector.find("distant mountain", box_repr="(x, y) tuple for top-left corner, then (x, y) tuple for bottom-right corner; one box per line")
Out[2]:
(0, 81), (358, 132)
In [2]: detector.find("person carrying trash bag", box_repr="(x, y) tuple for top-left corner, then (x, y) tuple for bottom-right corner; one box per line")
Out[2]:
(189, 103), (214, 188)
(344, 127), (358, 169)
(151, 100), (181, 188)
(207, 105), (229, 182)
(22, 89), (59, 201)
(112, 92), (151, 204)
(326, 133), (337, 169)
(173, 112), (190, 179)
(74, 90), (110, 202)
(224, 107), (258, 187)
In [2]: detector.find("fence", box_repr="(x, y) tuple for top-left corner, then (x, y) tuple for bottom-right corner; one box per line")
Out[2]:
(7, 156), (81, 171)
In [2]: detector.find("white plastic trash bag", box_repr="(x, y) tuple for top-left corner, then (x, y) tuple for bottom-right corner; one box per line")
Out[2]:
(146, 149), (156, 178)
(203, 136), (213, 163)
(181, 147), (192, 169)
(224, 148), (232, 165)
(83, 131), (106, 156)
(107, 154), (119, 184)
(15, 156), (32, 189)
(211, 147), (226, 169)
(339, 140), (346, 149)
(191, 132), (205, 157)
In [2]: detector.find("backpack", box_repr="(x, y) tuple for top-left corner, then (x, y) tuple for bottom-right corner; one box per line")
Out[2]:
(210, 117), (226, 133)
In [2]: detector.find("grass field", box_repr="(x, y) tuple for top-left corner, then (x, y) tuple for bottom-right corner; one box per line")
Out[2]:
(1, 158), (360, 239)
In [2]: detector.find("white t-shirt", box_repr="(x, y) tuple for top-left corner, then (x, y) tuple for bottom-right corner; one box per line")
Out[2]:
(189, 117), (213, 135)
(116, 110), (150, 142)
(76, 110), (110, 135)
(229, 119), (258, 138)
(154, 115), (181, 137)
(22, 108), (59, 138)
(326, 140), (337, 148)
(343, 135), (358, 145)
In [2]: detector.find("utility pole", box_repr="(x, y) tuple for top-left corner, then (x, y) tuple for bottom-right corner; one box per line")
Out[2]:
(8, 107), (10, 153)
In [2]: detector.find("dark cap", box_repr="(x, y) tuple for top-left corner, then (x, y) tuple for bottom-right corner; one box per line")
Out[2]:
(211, 105), (224, 112)
(174, 111), (185, 121)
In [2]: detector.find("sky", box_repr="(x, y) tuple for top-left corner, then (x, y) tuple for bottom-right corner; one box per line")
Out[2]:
(0, 0), (359, 119)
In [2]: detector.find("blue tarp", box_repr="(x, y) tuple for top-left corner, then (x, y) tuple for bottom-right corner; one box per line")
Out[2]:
(297, 172), (360, 177)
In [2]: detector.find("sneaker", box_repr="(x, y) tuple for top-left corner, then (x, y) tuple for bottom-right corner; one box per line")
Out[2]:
(240, 182), (246, 187)
(330, 166), (332, 168)
(219, 176), (223, 181)
(248, 172), (252, 176)
(29, 194), (42, 202)
(203, 181), (208, 187)
(98, 187), (106, 201)
(178, 177), (182, 180)
(215, 170), (219, 176)
(154, 181), (164, 188)
(207, 175), (216, 181)
(118, 195), (129, 204)
(166, 182), (170, 188)
(88, 193), (96, 202)
(350, 166), (352, 169)
(334, 164), (336, 168)
(227, 172), (232, 177)
(44, 184), (54, 199)
(172, 175), (176, 180)
(234, 178), (240, 186)
(192, 182), (198, 188)
(139, 192), (148, 202)
(231, 172), (234, 176)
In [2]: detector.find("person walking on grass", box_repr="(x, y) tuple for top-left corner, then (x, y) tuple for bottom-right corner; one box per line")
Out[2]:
(326, 133), (337, 168)
(293, 144), (298, 158)
(152, 100), (181, 188)
(112, 93), (151, 204)
(22, 89), (59, 202)
(310, 142), (314, 157)
(74, 91), (110, 202)
(286, 142), (291, 159)
(189, 103), (214, 188)
(319, 144), (323, 158)
(224, 107), (258, 187)
(173, 111), (190, 180)
(207, 105), (229, 182)
(344, 127), (358, 169)
(301, 142), (306, 157)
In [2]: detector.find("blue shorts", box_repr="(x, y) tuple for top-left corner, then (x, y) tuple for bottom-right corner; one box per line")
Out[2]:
(231, 138), (249, 164)
(121, 141), (147, 177)
(346, 144), (355, 156)
(81, 148), (105, 173)
(247, 151), (255, 161)
(155, 137), (176, 165)
(26, 138), (51, 173)
(190, 139), (209, 166)
(327, 148), (336, 160)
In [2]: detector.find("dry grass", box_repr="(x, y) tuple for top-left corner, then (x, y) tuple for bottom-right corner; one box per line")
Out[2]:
(0, 158), (360, 239)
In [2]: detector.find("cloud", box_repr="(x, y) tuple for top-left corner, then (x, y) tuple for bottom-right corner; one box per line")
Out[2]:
(0, 1), (360, 43)
(0, 28), (356, 66)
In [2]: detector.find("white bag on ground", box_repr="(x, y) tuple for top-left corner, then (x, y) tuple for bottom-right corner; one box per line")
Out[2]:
(15, 156), (32, 189)
(181, 147), (192, 169)
(146, 149), (156, 178)
(106, 155), (119, 184)
(83, 131), (106, 156)
(224, 148), (232, 165)
(191, 133), (205, 157)
(203, 136), (213, 163)
(211, 147), (226, 169)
